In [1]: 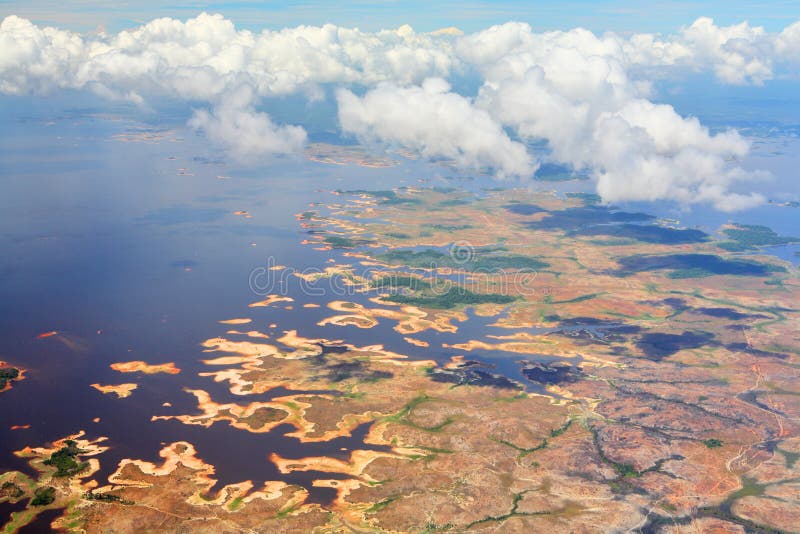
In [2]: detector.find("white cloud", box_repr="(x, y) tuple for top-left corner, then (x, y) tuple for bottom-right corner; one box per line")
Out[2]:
(776, 20), (800, 63)
(2, 13), (798, 208)
(0, 13), (458, 158)
(337, 78), (534, 177)
(0, 15), (85, 94)
(676, 17), (773, 85)
(0, 13), (458, 98)
(188, 85), (307, 159)
(455, 17), (794, 87)
(460, 22), (767, 211)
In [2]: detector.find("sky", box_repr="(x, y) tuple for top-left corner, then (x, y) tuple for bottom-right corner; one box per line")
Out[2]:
(2, 0), (799, 33)
(1, 1), (800, 211)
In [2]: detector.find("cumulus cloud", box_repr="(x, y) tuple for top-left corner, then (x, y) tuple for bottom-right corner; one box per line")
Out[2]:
(189, 85), (307, 159)
(610, 18), (774, 85)
(776, 20), (800, 62)
(0, 15), (86, 94)
(0, 13), (458, 98)
(460, 22), (767, 210)
(1, 13), (798, 208)
(337, 78), (534, 177)
(674, 17), (773, 85)
(0, 13), (457, 158)
(455, 17), (794, 87)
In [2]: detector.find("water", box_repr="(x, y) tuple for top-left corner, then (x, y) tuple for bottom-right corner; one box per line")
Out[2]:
(0, 97), (416, 505)
(1, 90), (799, 516)
(2, 96), (585, 509)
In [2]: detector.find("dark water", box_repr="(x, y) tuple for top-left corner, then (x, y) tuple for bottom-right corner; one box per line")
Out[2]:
(17, 507), (63, 533)
(574, 223), (708, 244)
(508, 202), (710, 245)
(695, 307), (766, 320)
(636, 331), (717, 361)
(521, 361), (580, 385)
(0, 98), (431, 511)
(614, 253), (781, 277)
(532, 162), (588, 182)
(0, 501), (27, 530)
(522, 205), (653, 230)
(1, 96), (607, 519)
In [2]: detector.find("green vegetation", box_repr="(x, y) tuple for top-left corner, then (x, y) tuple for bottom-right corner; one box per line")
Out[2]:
(1, 481), (23, 500)
(412, 445), (454, 454)
(494, 391), (529, 403)
(725, 476), (764, 501)
(549, 419), (573, 438)
(466, 254), (548, 271)
(380, 196), (421, 206)
(365, 496), (400, 514)
(659, 502), (678, 513)
(384, 394), (430, 423)
(370, 274), (432, 291)
(385, 232), (410, 239)
(0, 367), (20, 389)
(545, 293), (602, 305)
(385, 287), (515, 309)
(612, 462), (641, 478)
(490, 435), (548, 458)
(43, 440), (89, 478)
(703, 438), (723, 448)
(465, 490), (552, 529)
(323, 236), (359, 248)
(377, 248), (548, 271)
(421, 521), (456, 533)
(718, 224), (800, 251)
(383, 394), (454, 433)
(275, 502), (302, 519)
(31, 486), (56, 506)
(592, 427), (675, 494)
(668, 268), (715, 279)
(84, 491), (133, 505)
(377, 249), (448, 268)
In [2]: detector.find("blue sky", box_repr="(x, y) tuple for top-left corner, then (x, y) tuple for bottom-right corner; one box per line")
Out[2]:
(2, 0), (800, 33)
